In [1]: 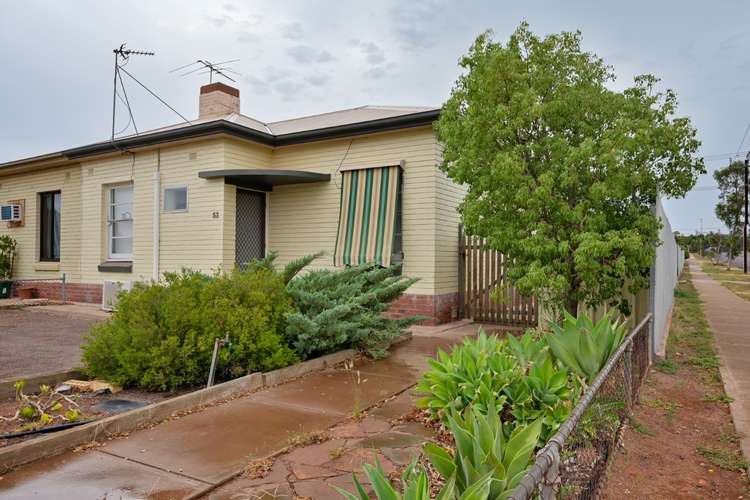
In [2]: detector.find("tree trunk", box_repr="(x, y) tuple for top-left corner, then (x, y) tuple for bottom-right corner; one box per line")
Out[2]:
(565, 298), (578, 318)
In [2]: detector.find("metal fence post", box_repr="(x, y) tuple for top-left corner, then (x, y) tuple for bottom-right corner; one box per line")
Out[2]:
(61, 273), (67, 303)
(540, 446), (560, 500)
(624, 340), (634, 409)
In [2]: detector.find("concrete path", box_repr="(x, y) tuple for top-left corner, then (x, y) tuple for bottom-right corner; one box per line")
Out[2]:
(689, 260), (750, 468)
(0, 322), (480, 499)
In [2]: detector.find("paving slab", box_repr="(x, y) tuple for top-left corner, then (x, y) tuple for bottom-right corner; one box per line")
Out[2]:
(251, 368), (414, 416)
(690, 261), (750, 472)
(103, 399), (341, 483)
(0, 449), (201, 499)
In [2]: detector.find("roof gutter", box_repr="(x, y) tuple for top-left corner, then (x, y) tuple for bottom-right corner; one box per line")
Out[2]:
(60, 109), (441, 160)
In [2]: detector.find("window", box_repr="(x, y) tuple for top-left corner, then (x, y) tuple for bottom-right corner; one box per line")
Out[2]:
(164, 186), (188, 212)
(108, 185), (133, 260)
(39, 191), (61, 262)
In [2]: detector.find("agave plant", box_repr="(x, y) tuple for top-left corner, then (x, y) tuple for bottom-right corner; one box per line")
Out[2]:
(504, 353), (578, 442)
(546, 312), (627, 384)
(335, 405), (540, 500)
(424, 403), (542, 499)
(416, 331), (522, 420)
(332, 458), (488, 500)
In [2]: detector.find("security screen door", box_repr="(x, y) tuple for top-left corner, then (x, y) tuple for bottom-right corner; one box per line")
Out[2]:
(235, 188), (266, 269)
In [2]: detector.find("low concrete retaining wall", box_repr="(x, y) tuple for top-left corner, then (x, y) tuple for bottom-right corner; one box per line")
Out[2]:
(0, 349), (356, 474)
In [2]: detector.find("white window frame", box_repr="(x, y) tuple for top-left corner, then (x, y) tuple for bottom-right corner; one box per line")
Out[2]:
(107, 184), (133, 261)
(163, 185), (188, 213)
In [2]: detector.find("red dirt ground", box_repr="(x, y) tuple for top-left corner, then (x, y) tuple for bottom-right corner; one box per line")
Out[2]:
(604, 273), (749, 499)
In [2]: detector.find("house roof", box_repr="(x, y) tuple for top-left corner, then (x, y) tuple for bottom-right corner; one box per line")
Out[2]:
(0, 105), (440, 171)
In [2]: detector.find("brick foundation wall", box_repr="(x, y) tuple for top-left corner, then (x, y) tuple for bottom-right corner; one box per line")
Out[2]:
(386, 292), (460, 326)
(14, 282), (103, 304)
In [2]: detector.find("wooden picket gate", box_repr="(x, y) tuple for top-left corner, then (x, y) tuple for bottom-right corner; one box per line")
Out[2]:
(458, 226), (538, 327)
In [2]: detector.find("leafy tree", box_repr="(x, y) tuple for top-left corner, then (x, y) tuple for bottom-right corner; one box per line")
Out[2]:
(436, 23), (704, 316)
(713, 161), (745, 262)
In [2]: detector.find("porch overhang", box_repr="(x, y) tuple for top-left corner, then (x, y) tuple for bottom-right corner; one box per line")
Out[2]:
(198, 169), (330, 192)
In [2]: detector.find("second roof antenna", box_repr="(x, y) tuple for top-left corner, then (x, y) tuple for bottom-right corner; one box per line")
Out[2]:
(170, 59), (241, 84)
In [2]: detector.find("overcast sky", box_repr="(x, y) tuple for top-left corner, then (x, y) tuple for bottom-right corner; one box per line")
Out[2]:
(1, 0), (748, 234)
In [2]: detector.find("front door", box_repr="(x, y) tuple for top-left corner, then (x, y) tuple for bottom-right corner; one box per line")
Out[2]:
(235, 189), (266, 269)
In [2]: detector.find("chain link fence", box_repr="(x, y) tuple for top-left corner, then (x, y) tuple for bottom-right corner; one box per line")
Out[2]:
(509, 313), (652, 500)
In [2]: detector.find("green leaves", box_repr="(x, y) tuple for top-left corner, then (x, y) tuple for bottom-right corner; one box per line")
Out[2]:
(436, 23), (703, 314)
(82, 267), (298, 390)
(546, 311), (627, 384)
(424, 406), (543, 499)
(0, 234), (17, 280)
(284, 263), (419, 359)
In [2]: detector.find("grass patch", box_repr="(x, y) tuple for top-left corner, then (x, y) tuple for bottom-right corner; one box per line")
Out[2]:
(699, 259), (750, 303)
(703, 392), (734, 405)
(643, 398), (681, 426)
(655, 359), (678, 374)
(629, 417), (656, 436)
(697, 445), (749, 472)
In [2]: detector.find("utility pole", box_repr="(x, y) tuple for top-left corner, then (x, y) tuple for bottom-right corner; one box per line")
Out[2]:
(745, 152), (749, 273)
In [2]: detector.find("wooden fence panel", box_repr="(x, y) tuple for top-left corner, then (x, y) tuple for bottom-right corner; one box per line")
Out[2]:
(457, 225), (538, 327)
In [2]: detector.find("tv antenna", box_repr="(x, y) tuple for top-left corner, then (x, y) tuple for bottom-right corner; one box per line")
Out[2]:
(170, 59), (241, 83)
(109, 43), (192, 143)
(111, 43), (154, 141)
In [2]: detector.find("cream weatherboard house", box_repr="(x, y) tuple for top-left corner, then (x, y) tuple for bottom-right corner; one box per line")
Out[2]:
(0, 83), (466, 324)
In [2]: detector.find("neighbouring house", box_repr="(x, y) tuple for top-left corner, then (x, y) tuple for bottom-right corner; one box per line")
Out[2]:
(0, 82), (466, 324)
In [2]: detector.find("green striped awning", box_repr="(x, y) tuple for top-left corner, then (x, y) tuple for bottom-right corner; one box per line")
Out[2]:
(334, 165), (401, 267)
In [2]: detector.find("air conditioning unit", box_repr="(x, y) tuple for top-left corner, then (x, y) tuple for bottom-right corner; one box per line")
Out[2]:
(102, 280), (133, 311)
(0, 204), (22, 222)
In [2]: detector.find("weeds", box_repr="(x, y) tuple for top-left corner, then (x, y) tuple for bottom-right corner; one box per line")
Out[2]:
(628, 417), (656, 436)
(696, 445), (748, 472)
(286, 429), (328, 448)
(703, 393), (734, 405)
(643, 398), (681, 427)
(655, 359), (678, 374)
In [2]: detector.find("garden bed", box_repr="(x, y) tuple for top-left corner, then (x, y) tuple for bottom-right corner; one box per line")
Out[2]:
(0, 387), (179, 447)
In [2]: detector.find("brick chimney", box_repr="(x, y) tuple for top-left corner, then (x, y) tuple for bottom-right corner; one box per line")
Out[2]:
(199, 82), (240, 119)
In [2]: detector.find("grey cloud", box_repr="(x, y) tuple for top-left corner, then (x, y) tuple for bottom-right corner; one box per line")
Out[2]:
(281, 22), (304, 40)
(223, 3), (237, 12)
(285, 45), (336, 64)
(274, 80), (305, 101)
(388, 1), (444, 50)
(364, 62), (396, 80)
(244, 75), (271, 95)
(351, 40), (386, 65)
(719, 32), (746, 52)
(739, 60), (750, 73)
(306, 74), (331, 87)
(204, 14), (232, 28)
(237, 31), (260, 44)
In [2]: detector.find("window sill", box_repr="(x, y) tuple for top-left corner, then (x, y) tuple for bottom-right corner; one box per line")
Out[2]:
(98, 261), (133, 273)
(34, 262), (60, 272)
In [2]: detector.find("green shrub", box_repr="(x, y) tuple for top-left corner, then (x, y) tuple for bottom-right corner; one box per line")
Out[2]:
(284, 264), (421, 359)
(0, 235), (17, 280)
(546, 312), (627, 384)
(82, 268), (297, 390)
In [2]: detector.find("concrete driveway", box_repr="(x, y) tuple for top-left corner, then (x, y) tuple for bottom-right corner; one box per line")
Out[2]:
(0, 305), (107, 381)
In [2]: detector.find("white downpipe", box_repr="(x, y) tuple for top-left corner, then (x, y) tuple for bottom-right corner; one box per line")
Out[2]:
(152, 150), (161, 281)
